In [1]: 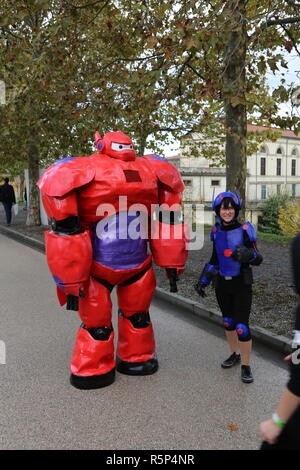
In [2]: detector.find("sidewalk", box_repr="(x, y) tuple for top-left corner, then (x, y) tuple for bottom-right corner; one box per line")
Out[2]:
(0, 232), (290, 450)
(0, 205), (293, 355)
(0, 204), (46, 244)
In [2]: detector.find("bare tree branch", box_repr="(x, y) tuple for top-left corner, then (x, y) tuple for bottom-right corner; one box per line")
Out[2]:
(265, 16), (300, 27)
(68, 0), (109, 9)
(0, 27), (22, 40)
(285, 0), (300, 8)
(187, 63), (206, 81)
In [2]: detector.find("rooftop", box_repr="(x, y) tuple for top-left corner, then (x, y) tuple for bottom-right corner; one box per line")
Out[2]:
(247, 124), (300, 139)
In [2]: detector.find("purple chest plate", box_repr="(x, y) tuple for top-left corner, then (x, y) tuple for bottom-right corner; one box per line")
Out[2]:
(92, 211), (148, 270)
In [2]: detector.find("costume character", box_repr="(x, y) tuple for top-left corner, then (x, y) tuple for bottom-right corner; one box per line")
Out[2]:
(195, 191), (262, 383)
(37, 131), (188, 389)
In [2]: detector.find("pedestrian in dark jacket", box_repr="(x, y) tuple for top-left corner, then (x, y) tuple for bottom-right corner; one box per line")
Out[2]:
(0, 177), (16, 226)
(260, 233), (300, 449)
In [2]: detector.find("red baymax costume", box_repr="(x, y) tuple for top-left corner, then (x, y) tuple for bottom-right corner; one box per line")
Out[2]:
(37, 131), (188, 389)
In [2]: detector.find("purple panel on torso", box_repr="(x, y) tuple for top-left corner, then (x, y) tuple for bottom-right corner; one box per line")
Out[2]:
(91, 211), (148, 270)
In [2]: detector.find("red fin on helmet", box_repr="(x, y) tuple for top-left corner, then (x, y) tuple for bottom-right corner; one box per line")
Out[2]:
(95, 131), (103, 152)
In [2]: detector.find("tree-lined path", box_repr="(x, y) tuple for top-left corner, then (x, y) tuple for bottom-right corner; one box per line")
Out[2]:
(0, 233), (289, 450)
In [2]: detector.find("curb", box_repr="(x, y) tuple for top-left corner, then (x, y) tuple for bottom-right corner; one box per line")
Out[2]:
(154, 288), (293, 355)
(0, 224), (293, 354)
(0, 225), (45, 253)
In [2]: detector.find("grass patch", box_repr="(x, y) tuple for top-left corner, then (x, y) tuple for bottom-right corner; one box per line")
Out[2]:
(257, 230), (293, 244)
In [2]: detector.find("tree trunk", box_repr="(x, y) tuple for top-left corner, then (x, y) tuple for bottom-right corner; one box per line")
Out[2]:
(26, 137), (41, 226)
(139, 132), (148, 156)
(223, 0), (247, 220)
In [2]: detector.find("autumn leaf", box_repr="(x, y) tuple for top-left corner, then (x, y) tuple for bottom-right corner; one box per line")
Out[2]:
(228, 424), (239, 432)
(284, 41), (293, 53)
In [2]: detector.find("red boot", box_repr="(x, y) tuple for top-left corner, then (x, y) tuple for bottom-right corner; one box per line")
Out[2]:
(70, 325), (115, 389)
(116, 311), (158, 375)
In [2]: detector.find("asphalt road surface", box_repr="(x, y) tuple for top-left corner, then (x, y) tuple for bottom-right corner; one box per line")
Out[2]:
(0, 233), (289, 450)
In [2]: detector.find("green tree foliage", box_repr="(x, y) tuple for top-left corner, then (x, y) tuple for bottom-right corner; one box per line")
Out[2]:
(119, 0), (300, 207)
(0, 0), (299, 225)
(258, 192), (291, 234)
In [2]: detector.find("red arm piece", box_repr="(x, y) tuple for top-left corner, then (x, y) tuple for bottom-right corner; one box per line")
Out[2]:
(42, 191), (78, 220)
(150, 191), (188, 269)
(45, 230), (92, 297)
(142, 155), (188, 269)
(37, 158), (94, 303)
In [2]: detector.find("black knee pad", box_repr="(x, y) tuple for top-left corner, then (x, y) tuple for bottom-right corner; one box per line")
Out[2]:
(236, 323), (251, 342)
(83, 325), (113, 341)
(127, 312), (151, 329)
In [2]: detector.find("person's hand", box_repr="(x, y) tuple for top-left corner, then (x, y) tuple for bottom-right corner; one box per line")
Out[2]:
(194, 282), (207, 298)
(231, 245), (254, 263)
(260, 418), (283, 445)
(66, 294), (79, 311)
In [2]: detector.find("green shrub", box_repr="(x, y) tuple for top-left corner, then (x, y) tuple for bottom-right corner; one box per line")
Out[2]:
(258, 193), (290, 234)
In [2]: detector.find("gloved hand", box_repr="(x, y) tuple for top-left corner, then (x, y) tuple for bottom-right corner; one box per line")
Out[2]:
(231, 245), (254, 263)
(66, 289), (85, 311)
(165, 268), (180, 293)
(66, 294), (79, 311)
(194, 282), (207, 298)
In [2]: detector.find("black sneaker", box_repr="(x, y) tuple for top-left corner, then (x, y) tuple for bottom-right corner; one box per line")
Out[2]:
(221, 352), (241, 369)
(241, 365), (254, 383)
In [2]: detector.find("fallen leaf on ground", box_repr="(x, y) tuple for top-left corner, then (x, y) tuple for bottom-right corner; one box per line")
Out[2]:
(228, 424), (239, 431)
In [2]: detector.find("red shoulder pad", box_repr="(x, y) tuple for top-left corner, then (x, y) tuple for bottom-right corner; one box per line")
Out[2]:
(37, 155), (96, 197)
(142, 155), (184, 193)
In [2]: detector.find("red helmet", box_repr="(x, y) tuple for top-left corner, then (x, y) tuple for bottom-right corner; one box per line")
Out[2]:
(95, 131), (136, 161)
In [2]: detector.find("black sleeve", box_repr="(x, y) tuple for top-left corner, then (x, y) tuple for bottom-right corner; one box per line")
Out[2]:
(296, 305), (300, 331)
(209, 241), (219, 265)
(286, 235), (300, 397)
(50, 216), (83, 235)
(287, 350), (300, 397)
(243, 232), (263, 266)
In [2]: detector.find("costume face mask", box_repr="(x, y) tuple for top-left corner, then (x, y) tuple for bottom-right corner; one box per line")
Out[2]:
(95, 131), (136, 161)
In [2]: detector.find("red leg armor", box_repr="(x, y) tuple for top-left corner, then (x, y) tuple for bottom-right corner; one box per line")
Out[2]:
(78, 276), (112, 328)
(70, 277), (115, 389)
(116, 267), (158, 375)
(70, 326), (115, 389)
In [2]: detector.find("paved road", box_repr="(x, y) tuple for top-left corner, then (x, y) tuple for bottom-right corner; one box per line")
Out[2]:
(0, 233), (289, 450)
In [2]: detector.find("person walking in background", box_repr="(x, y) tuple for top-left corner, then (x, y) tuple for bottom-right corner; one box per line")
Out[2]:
(23, 187), (27, 210)
(0, 177), (16, 226)
(260, 234), (300, 450)
(195, 192), (263, 384)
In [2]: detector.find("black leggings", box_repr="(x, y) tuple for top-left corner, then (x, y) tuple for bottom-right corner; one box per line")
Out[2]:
(260, 405), (300, 450)
(215, 276), (252, 341)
